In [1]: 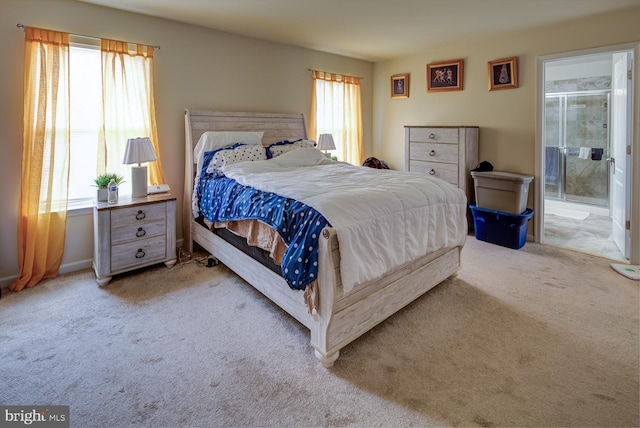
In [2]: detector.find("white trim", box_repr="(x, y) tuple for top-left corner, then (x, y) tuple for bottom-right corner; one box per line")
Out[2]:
(535, 42), (639, 265)
(0, 239), (184, 290)
(633, 43), (640, 265)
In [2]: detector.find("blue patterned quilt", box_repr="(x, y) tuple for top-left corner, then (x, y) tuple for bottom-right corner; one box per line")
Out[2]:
(198, 173), (331, 290)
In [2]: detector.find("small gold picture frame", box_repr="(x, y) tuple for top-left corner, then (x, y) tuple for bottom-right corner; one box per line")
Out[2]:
(488, 57), (518, 90)
(391, 73), (409, 98)
(426, 59), (463, 92)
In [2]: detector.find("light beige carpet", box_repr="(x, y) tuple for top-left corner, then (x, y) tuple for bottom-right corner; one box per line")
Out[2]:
(1, 238), (638, 427)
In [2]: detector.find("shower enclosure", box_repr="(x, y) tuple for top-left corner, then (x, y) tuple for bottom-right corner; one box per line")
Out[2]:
(544, 90), (610, 207)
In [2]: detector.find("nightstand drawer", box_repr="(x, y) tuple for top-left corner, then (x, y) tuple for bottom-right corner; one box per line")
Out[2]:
(111, 220), (166, 245)
(408, 160), (459, 185)
(111, 202), (166, 228)
(111, 235), (167, 271)
(409, 142), (458, 164)
(408, 127), (459, 144)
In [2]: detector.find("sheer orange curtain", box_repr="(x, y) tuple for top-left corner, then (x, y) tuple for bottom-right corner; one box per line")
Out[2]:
(309, 71), (363, 165)
(99, 40), (164, 188)
(11, 28), (70, 292)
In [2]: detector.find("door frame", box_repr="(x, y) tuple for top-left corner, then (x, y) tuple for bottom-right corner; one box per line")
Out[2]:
(534, 42), (639, 264)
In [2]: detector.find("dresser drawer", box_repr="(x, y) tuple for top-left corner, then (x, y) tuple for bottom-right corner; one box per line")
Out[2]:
(408, 127), (459, 144)
(409, 160), (459, 185)
(111, 235), (167, 271)
(409, 142), (458, 164)
(111, 202), (166, 228)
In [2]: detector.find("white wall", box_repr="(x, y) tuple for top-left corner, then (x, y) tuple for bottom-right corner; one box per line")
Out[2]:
(0, 0), (373, 284)
(545, 56), (612, 82)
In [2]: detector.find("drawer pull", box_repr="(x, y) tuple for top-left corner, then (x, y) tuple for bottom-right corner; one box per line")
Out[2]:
(429, 169), (436, 175)
(135, 210), (146, 220)
(429, 150), (436, 156)
(136, 227), (146, 237)
(135, 248), (146, 259)
(429, 133), (436, 139)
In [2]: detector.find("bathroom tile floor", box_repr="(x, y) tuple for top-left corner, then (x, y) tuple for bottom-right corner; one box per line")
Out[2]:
(543, 200), (626, 262)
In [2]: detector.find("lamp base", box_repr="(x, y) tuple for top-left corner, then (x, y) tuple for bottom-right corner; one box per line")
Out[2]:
(131, 165), (148, 198)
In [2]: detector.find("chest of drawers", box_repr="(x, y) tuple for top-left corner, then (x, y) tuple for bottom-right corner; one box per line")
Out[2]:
(405, 126), (479, 227)
(93, 193), (177, 285)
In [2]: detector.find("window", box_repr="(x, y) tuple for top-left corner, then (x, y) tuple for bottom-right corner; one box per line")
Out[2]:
(68, 44), (102, 207)
(310, 71), (363, 165)
(67, 41), (160, 209)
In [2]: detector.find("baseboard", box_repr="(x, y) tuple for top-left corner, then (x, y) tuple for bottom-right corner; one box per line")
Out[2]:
(0, 275), (17, 289)
(0, 239), (184, 290)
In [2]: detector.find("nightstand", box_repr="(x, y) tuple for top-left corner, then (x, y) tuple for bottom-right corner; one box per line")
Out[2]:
(93, 193), (177, 285)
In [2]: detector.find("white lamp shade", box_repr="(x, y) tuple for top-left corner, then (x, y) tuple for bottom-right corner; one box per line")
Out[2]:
(123, 137), (157, 166)
(317, 134), (336, 151)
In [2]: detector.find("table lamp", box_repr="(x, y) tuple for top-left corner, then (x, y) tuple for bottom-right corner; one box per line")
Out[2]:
(123, 137), (157, 198)
(317, 134), (336, 155)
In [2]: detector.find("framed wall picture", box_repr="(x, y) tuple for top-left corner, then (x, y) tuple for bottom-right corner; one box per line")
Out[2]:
(426, 59), (463, 92)
(391, 73), (409, 98)
(488, 57), (518, 90)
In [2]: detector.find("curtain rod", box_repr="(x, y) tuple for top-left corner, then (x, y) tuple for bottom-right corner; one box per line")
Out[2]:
(16, 24), (161, 50)
(308, 68), (363, 80)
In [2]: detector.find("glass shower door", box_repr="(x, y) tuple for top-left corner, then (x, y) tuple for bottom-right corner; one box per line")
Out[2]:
(544, 96), (563, 199)
(544, 92), (610, 207)
(564, 93), (609, 206)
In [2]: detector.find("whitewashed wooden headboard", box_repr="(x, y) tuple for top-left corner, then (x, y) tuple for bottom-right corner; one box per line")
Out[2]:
(183, 109), (308, 251)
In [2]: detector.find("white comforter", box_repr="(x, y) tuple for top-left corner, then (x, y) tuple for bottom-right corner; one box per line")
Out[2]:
(221, 148), (467, 293)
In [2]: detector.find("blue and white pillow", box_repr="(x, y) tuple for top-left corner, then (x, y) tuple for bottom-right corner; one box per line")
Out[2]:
(205, 144), (267, 174)
(266, 139), (315, 159)
(194, 131), (264, 183)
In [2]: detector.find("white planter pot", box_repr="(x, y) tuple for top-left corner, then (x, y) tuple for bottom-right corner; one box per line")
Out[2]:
(97, 188), (108, 202)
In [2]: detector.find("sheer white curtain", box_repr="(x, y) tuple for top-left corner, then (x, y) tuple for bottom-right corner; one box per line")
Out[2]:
(99, 40), (164, 195)
(310, 71), (363, 165)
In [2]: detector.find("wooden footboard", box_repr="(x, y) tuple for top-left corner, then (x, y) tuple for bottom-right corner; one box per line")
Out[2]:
(314, 228), (460, 366)
(193, 219), (461, 367)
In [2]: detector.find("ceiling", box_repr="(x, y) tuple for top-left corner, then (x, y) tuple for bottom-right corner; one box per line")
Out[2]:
(77, 0), (640, 62)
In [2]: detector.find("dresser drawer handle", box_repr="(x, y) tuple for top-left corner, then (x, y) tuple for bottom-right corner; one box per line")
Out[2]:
(429, 150), (436, 156)
(135, 210), (146, 220)
(428, 133), (436, 139)
(429, 169), (436, 175)
(135, 248), (146, 259)
(136, 227), (146, 237)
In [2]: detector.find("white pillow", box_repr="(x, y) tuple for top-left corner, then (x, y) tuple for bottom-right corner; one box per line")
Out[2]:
(267, 139), (315, 158)
(206, 144), (267, 174)
(270, 147), (327, 167)
(194, 131), (264, 177)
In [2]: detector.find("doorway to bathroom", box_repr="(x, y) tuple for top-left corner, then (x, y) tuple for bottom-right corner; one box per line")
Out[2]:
(540, 47), (633, 262)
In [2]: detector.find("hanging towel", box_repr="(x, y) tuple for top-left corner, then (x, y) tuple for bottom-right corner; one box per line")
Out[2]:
(545, 147), (558, 185)
(591, 148), (604, 161)
(566, 147), (580, 157)
(579, 147), (591, 159)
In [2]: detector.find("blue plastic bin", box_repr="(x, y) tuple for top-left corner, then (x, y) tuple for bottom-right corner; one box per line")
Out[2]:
(470, 204), (534, 249)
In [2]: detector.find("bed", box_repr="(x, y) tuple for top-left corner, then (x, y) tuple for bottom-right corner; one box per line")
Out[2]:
(183, 110), (467, 367)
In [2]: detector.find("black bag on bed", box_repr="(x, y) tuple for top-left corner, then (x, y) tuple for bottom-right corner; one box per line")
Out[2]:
(362, 157), (390, 169)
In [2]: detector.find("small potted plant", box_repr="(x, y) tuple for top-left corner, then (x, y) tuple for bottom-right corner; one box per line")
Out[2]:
(94, 173), (125, 202)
